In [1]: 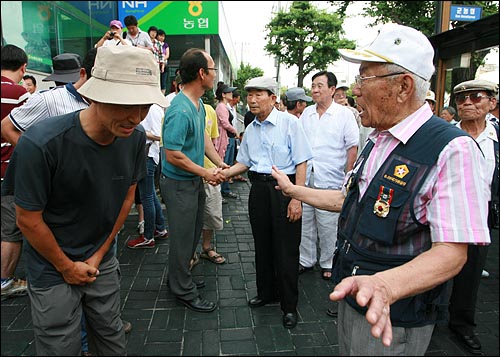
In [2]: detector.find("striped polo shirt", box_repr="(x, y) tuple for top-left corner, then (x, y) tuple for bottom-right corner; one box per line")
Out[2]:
(9, 82), (88, 132)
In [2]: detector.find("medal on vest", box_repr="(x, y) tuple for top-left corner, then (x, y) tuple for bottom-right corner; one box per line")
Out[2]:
(373, 185), (394, 218)
(345, 174), (354, 194)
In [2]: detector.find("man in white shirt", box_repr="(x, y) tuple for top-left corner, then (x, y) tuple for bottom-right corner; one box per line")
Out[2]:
(299, 71), (359, 280)
(123, 15), (153, 51)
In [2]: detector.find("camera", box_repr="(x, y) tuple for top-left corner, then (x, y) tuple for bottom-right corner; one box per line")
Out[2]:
(108, 31), (115, 40)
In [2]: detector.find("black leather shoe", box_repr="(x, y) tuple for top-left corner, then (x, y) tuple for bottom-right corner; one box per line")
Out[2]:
(283, 312), (298, 329)
(177, 295), (216, 312)
(450, 327), (482, 353)
(167, 280), (205, 289)
(194, 280), (206, 289)
(326, 306), (338, 318)
(248, 296), (278, 308)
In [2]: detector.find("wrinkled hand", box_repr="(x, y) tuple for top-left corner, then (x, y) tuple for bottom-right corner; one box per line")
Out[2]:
(330, 274), (394, 347)
(85, 254), (103, 273)
(287, 199), (302, 222)
(205, 167), (226, 186)
(271, 165), (293, 196)
(60, 261), (100, 286)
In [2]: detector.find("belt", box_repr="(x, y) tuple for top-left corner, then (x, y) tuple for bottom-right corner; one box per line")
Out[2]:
(248, 171), (295, 182)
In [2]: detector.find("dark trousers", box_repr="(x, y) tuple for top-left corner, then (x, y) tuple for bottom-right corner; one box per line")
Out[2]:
(449, 243), (489, 333)
(160, 175), (205, 300)
(248, 179), (301, 313)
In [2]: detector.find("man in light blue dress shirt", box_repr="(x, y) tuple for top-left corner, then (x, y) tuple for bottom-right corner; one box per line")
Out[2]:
(222, 76), (312, 329)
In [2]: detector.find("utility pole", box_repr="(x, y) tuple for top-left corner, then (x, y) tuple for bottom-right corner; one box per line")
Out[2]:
(435, 1), (451, 112)
(275, 1), (281, 92)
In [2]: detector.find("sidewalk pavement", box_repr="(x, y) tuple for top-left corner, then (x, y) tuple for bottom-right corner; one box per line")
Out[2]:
(1, 178), (498, 356)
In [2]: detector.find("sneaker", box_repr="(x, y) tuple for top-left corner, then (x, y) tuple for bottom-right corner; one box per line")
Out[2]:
(481, 270), (490, 278)
(154, 229), (169, 240)
(222, 191), (238, 199)
(137, 220), (145, 234)
(1, 277), (28, 300)
(127, 235), (155, 249)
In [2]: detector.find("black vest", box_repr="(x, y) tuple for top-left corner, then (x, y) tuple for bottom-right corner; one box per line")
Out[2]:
(334, 116), (469, 327)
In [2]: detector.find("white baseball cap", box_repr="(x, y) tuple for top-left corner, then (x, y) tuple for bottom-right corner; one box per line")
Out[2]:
(339, 23), (435, 81)
(425, 90), (436, 103)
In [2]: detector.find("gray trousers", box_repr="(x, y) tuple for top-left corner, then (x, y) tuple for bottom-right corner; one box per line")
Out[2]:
(28, 257), (126, 356)
(338, 300), (434, 356)
(160, 175), (205, 300)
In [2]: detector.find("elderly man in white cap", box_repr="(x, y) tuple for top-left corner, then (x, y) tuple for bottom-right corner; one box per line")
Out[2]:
(448, 79), (499, 354)
(222, 76), (312, 329)
(425, 89), (436, 114)
(269, 23), (490, 355)
(1, 45), (168, 356)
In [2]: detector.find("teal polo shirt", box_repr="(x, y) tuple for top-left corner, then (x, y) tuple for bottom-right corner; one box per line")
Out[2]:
(161, 92), (206, 180)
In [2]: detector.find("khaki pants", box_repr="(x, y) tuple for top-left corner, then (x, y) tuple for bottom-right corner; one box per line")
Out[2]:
(28, 257), (126, 356)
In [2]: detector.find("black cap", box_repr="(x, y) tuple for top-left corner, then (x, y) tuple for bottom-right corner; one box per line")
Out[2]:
(43, 53), (82, 83)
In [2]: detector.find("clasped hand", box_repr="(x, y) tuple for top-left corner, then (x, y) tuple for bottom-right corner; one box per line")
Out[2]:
(205, 166), (228, 186)
(61, 261), (100, 286)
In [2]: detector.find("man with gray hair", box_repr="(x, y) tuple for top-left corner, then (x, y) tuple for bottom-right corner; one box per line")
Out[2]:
(1, 45), (168, 355)
(284, 87), (312, 118)
(270, 23), (490, 355)
(222, 76), (312, 329)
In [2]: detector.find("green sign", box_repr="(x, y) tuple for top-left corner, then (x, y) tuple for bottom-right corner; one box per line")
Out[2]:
(119, 1), (219, 35)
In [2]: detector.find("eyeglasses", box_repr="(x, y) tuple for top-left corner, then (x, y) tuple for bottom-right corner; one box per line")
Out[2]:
(207, 67), (218, 72)
(455, 92), (491, 105)
(354, 72), (406, 87)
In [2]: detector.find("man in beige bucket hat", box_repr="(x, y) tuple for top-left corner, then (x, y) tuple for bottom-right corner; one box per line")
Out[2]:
(1, 45), (167, 355)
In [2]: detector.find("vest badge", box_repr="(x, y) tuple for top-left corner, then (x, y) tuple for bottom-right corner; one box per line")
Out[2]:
(373, 185), (394, 218)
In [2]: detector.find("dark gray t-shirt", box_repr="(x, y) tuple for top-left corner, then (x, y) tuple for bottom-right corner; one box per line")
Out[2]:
(2, 110), (146, 288)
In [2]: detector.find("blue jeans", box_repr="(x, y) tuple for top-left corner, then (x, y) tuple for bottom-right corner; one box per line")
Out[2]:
(221, 137), (236, 194)
(81, 314), (88, 353)
(138, 157), (167, 240)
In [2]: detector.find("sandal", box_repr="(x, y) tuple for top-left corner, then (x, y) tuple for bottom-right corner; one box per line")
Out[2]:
(189, 252), (200, 271)
(321, 268), (332, 280)
(200, 247), (226, 264)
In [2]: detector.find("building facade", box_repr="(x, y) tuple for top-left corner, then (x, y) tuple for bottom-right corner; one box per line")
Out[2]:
(1, 1), (237, 91)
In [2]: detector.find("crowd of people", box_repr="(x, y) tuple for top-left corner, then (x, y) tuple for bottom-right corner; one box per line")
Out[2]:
(1, 18), (498, 357)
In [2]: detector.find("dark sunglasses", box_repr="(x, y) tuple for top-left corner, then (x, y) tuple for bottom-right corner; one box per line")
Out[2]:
(455, 92), (491, 105)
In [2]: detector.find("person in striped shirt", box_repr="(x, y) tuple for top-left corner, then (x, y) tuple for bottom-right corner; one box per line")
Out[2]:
(270, 23), (490, 355)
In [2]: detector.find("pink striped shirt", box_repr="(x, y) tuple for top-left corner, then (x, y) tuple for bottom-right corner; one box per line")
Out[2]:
(358, 105), (490, 245)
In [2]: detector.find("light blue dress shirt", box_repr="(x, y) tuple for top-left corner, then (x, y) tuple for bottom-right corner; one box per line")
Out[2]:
(237, 108), (312, 174)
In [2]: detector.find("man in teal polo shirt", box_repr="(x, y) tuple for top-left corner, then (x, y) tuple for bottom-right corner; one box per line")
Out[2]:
(160, 48), (226, 312)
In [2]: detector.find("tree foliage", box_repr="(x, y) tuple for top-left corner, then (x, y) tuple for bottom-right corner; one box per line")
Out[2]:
(234, 63), (264, 106)
(329, 1), (498, 36)
(264, 1), (355, 87)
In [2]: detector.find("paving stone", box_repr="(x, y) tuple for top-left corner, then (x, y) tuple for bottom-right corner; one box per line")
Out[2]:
(1, 180), (498, 356)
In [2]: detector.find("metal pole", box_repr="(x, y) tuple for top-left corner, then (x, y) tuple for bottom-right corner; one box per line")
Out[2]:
(435, 1), (451, 112)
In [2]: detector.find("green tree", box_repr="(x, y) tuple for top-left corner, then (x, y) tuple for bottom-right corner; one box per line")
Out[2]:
(234, 63), (264, 107)
(330, 1), (498, 36)
(264, 1), (355, 87)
